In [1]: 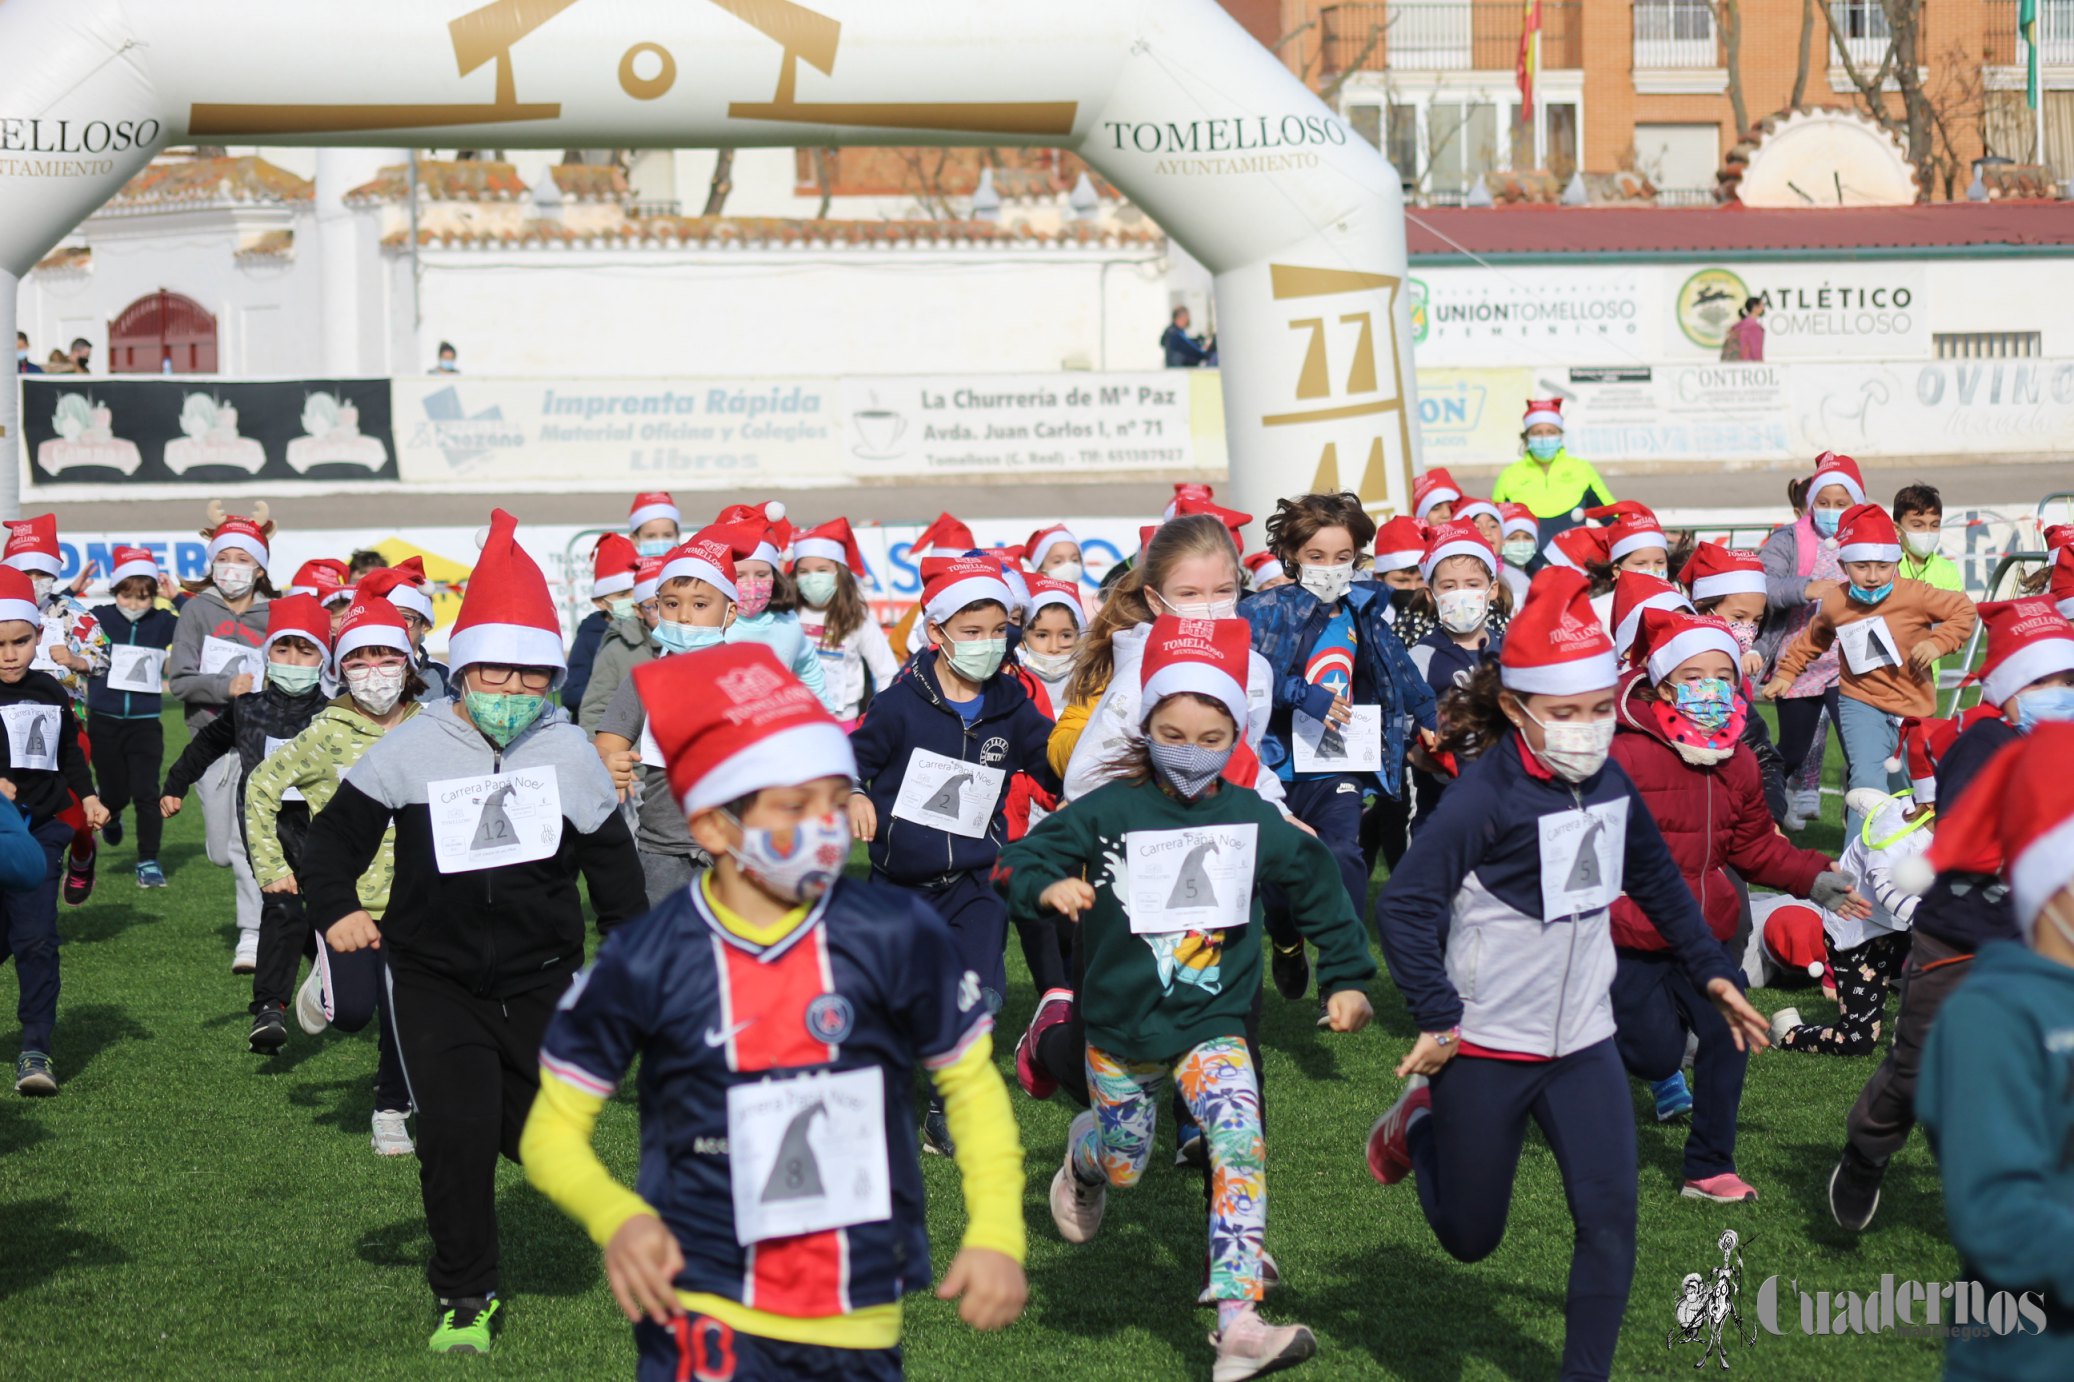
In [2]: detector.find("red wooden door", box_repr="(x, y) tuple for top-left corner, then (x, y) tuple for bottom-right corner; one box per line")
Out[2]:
(109, 291), (218, 374)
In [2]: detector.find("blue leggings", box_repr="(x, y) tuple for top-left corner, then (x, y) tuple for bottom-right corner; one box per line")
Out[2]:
(1408, 1039), (1638, 1382)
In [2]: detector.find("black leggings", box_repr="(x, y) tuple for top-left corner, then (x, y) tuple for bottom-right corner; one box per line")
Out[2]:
(316, 932), (415, 1115)
(87, 714), (164, 859)
(1772, 687), (1842, 780)
(1781, 932), (1909, 1057)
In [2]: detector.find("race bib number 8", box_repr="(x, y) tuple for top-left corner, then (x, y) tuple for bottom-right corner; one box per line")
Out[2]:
(428, 770), (564, 874)
(889, 747), (1004, 839)
(1537, 798), (1628, 921)
(1125, 823), (1258, 934)
(726, 1067), (891, 1245)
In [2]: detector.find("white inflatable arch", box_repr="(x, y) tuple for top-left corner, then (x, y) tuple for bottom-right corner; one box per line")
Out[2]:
(0, 0), (1421, 528)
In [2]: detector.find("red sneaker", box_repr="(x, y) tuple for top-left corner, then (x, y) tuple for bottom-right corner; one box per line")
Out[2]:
(1364, 1075), (1431, 1185)
(1015, 988), (1075, 1101)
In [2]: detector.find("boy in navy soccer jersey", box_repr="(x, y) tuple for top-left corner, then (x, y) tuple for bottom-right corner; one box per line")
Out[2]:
(523, 643), (1027, 1381)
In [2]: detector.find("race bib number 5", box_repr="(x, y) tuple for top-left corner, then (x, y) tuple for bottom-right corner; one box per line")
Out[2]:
(1537, 798), (1628, 921)
(428, 770), (564, 874)
(1125, 823), (1258, 934)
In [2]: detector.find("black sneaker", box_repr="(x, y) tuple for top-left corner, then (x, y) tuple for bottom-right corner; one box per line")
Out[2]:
(247, 1004), (288, 1055)
(14, 1051), (56, 1096)
(1271, 942), (1310, 1001)
(922, 1104), (956, 1158)
(62, 848), (95, 907)
(102, 814), (123, 847)
(428, 1296), (500, 1354)
(1828, 1146), (1885, 1232)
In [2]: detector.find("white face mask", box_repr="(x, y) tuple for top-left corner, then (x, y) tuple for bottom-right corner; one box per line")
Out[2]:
(1299, 562), (1355, 605)
(117, 604), (149, 623)
(1154, 590), (1237, 622)
(1518, 703), (1616, 782)
(29, 575), (54, 606)
(213, 561), (256, 598)
(1020, 647), (1074, 680)
(344, 662), (409, 715)
(1902, 530), (1941, 559)
(1436, 587), (1491, 635)
(1046, 559), (1084, 584)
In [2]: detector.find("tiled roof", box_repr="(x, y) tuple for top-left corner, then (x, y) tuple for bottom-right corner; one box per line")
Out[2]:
(1405, 202), (2074, 258)
(234, 229), (296, 260)
(381, 215), (1164, 251)
(32, 246), (91, 274)
(344, 159), (530, 205)
(548, 163), (632, 202)
(104, 155), (312, 209)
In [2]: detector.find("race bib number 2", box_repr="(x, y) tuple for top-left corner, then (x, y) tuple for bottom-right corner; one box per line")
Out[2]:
(889, 747), (1004, 839)
(428, 770), (564, 874)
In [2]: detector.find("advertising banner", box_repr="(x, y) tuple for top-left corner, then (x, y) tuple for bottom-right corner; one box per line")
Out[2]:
(834, 373), (1196, 478)
(1407, 268), (1662, 369)
(1519, 363), (1796, 466)
(1668, 263), (1929, 362)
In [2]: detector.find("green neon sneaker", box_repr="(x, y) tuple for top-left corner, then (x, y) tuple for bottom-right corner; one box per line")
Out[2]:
(428, 1296), (500, 1354)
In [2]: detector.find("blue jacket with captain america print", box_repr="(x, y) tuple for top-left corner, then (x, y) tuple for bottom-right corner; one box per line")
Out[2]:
(1240, 580), (1437, 797)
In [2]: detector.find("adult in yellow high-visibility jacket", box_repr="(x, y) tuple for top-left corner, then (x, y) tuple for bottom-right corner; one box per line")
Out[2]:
(1490, 398), (1615, 539)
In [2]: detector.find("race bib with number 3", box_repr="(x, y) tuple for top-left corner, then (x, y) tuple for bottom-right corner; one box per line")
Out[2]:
(1125, 823), (1258, 934)
(428, 770), (565, 874)
(889, 747), (1005, 839)
(726, 1067), (891, 1245)
(1292, 704), (1384, 774)
(1537, 798), (1628, 921)
(0, 705), (61, 772)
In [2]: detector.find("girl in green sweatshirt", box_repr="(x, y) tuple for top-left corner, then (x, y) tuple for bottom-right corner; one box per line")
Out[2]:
(997, 616), (1374, 1381)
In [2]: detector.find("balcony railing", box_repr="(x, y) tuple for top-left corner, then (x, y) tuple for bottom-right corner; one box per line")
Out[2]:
(1985, 0), (2074, 66)
(1632, 0), (1718, 69)
(1319, 1), (1583, 76)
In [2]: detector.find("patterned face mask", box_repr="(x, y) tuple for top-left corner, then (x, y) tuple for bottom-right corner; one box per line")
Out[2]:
(344, 662), (409, 715)
(735, 574), (775, 618)
(463, 690), (547, 747)
(1671, 677), (1739, 733)
(726, 810), (850, 903)
(1146, 739), (1233, 799)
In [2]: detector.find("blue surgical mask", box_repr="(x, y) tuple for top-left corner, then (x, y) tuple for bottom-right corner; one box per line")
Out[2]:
(1847, 581), (1893, 606)
(2012, 685), (2074, 733)
(1811, 509), (1842, 538)
(265, 663), (323, 696)
(635, 537), (674, 559)
(652, 621), (725, 654)
(1525, 436), (1562, 462)
(1671, 677), (1738, 733)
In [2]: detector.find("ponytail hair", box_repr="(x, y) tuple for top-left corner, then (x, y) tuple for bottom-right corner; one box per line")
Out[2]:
(1064, 513), (1238, 707)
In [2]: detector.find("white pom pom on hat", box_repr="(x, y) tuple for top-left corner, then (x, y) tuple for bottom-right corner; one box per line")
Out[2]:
(764, 501), (786, 522)
(474, 524), (491, 551)
(1890, 853), (1936, 898)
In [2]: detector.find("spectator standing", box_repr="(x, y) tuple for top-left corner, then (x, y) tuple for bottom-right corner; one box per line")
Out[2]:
(1161, 307), (1213, 368)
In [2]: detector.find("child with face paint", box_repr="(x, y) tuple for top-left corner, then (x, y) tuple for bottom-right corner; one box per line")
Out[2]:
(300, 510), (646, 1357)
(792, 517), (899, 729)
(1917, 723), (2074, 1382)
(525, 642), (1028, 1379)
(713, 506), (834, 714)
(86, 547), (179, 887)
(847, 557), (1063, 1157)
(998, 616), (1371, 1380)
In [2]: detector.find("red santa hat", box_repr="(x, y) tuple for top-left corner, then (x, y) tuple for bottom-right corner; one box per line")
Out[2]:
(1886, 705), (1997, 804)
(980, 549), (1033, 615)
(1678, 542), (1767, 603)
(715, 503), (790, 564)
(1807, 451), (1866, 507)
(1411, 468), (1462, 521)
(1522, 397), (1565, 431)
(1163, 482), (1216, 520)
(1025, 574), (1085, 625)
(661, 527), (742, 602)
(1452, 497), (1500, 529)
(1543, 524), (1609, 572)
(628, 491), (681, 532)
(1139, 615), (1251, 731)
(1501, 567), (1619, 696)
(1420, 520), (1497, 583)
(1373, 516), (1428, 572)
(358, 561), (435, 625)
(329, 594), (413, 670)
(1633, 607), (1743, 686)
(1169, 493), (1253, 553)
(286, 557), (349, 600)
(922, 556), (1014, 626)
(1242, 549), (1281, 580)
(0, 567), (41, 627)
(589, 533), (640, 599)
(1584, 503), (1668, 564)
(1762, 904), (1828, 979)
(1835, 504), (1902, 564)
(259, 593), (331, 658)
(1498, 503), (1538, 539)
(1973, 597), (2074, 709)
(792, 517), (867, 578)
(1903, 725), (2074, 935)
(1610, 569), (1696, 661)
(637, 643), (856, 817)
(110, 545), (163, 589)
(909, 512), (976, 563)
(632, 556), (666, 605)
(2, 514), (61, 576)
(447, 509), (567, 687)
(1024, 524), (1080, 571)
(206, 511), (270, 568)
(2048, 544), (2074, 621)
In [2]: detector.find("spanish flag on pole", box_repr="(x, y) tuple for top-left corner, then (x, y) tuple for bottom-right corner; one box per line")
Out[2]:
(1517, 0), (1542, 119)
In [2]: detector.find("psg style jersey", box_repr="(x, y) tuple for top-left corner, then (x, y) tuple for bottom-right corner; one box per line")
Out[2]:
(539, 876), (990, 1318)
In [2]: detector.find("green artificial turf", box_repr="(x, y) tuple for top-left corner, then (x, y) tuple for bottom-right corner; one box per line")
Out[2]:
(0, 709), (1955, 1379)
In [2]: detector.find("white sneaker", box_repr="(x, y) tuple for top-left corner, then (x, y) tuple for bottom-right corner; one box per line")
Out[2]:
(1211, 1308), (1317, 1381)
(295, 969), (329, 1036)
(371, 1109), (415, 1157)
(1049, 1111), (1106, 1244)
(1769, 1007), (1803, 1044)
(231, 930), (259, 974)
(1782, 810), (1808, 834)
(1791, 788), (1822, 818)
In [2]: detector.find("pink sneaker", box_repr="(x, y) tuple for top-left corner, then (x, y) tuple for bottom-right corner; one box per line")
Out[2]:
(1683, 1171), (1759, 1203)
(1049, 1112), (1106, 1244)
(1015, 988), (1075, 1101)
(1364, 1075), (1430, 1185)
(1210, 1309), (1317, 1381)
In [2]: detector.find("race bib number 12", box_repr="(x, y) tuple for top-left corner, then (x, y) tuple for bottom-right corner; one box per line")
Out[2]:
(428, 770), (564, 874)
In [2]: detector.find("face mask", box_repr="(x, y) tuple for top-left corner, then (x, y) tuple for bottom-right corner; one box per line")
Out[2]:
(1021, 647), (1074, 680)
(213, 561), (257, 597)
(734, 575), (774, 618)
(344, 663), (408, 715)
(13, 350), (24, 364)
(1525, 436), (1562, 462)
(1811, 509), (1842, 539)
(1502, 537), (1538, 568)
(1436, 587), (1490, 635)
(939, 636), (1007, 684)
(29, 575), (54, 606)
(117, 604), (149, 624)
(653, 621), (726, 655)
(726, 810), (850, 904)
(1156, 592), (1238, 621)
(2012, 685), (2074, 733)
(1047, 559), (1084, 584)
(634, 537), (674, 559)
(1146, 739), (1233, 800)
(1903, 530), (1941, 559)
(265, 662), (322, 695)
(464, 690), (547, 747)
(1299, 562), (1355, 605)
(1671, 677), (1738, 733)
(1725, 619), (1760, 652)
(608, 597), (638, 622)
(1518, 703), (1616, 782)
(795, 571), (838, 609)
(1847, 581), (1893, 606)
(437, 360), (457, 373)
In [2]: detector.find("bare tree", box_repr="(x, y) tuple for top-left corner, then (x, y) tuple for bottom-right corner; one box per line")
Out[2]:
(702, 149), (735, 216)
(1715, 0), (1749, 139)
(1819, 0), (1980, 199)
(1791, 0), (1815, 107)
(812, 147), (835, 219)
(893, 147), (960, 220)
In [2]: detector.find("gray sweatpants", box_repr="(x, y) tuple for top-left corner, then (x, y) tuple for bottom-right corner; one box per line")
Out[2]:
(198, 755), (262, 935)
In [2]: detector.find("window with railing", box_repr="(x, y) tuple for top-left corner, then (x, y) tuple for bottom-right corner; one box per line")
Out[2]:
(1320, 2), (1582, 75)
(1633, 0), (1717, 68)
(1828, 0), (1892, 68)
(1988, 0), (2074, 66)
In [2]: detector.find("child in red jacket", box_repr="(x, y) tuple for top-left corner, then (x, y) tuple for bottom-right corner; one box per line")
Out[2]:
(1607, 608), (1865, 1203)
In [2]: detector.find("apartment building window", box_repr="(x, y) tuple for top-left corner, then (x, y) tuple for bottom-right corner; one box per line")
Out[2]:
(1829, 0), (1891, 67)
(1345, 92), (1579, 201)
(1633, 0), (1716, 68)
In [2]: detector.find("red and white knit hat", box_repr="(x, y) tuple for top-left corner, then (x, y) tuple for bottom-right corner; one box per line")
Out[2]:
(1139, 615), (1251, 730)
(287, 557), (349, 600)
(1633, 607), (1742, 685)
(1499, 503), (1538, 539)
(447, 509), (567, 686)
(1611, 569), (1696, 661)
(330, 594), (413, 670)
(716, 503), (788, 566)
(1411, 468), (1462, 521)
(359, 561), (435, 625)
(1543, 524), (1609, 572)
(1522, 397), (1565, 431)
(632, 556), (666, 604)
(1501, 567), (1619, 695)
(2, 515), (61, 576)
(636, 643), (855, 815)
(1678, 542), (1767, 603)
(1453, 497), (1500, 529)
(1420, 520), (1497, 583)
(110, 545), (164, 589)
(1584, 503), (1668, 563)
(660, 527), (741, 602)
(1373, 516), (1428, 572)
(922, 556), (1014, 626)
(589, 533), (639, 598)
(1025, 574), (1085, 625)
(2048, 544), (2074, 620)
(1974, 597), (2074, 708)
(1807, 451), (1866, 506)
(1163, 482), (1216, 520)
(1909, 724), (2074, 935)
(909, 512), (976, 563)
(792, 517), (867, 577)
(259, 593), (331, 658)
(0, 567), (41, 627)
(1836, 504), (1902, 564)
(1024, 524), (1080, 571)
(206, 511), (270, 567)
(628, 491), (681, 532)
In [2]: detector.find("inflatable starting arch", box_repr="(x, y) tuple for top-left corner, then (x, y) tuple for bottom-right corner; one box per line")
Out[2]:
(0, 0), (1423, 528)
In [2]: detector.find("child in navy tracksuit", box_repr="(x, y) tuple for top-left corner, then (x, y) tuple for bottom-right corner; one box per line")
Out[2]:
(1403, 521), (1507, 834)
(1364, 569), (1770, 1382)
(88, 550), (179, 886)
(848, 557), (1059, 1154)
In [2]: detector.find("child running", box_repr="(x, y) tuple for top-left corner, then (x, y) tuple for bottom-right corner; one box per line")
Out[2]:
(86, 546), (176, 888)
(523, 642), (1027, 1381)
(717, 504), (833, 711)
(792, 517), (899, 729)
(564, 533), (640, 715)
(1403, 521), (1506, 834)
(998, 615), (1373, 1380)
(1365, 567), (1769, 1382)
